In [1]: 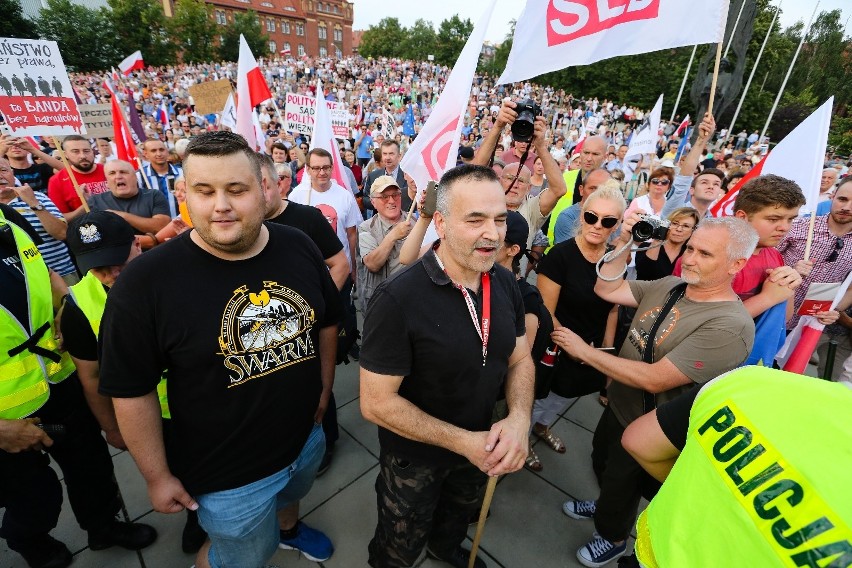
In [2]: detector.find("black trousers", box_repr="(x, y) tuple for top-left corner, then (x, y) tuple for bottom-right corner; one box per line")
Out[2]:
(591, 407), (660, 543)
(0, 376), (121, 550)
(368, 452), (486, 568)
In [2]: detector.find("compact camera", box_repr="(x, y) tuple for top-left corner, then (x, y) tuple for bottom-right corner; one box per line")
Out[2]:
(632, 214), (670, 242)
(511, 99), (542, 143)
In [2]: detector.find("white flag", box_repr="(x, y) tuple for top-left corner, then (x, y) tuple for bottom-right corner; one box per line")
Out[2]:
(236, 35), (272, 151)
(220, 93), (237, 130)
(308, 79), (350, 191)
(498, 0), (729, 84)
(625, 94), (662, 159)
(400, 0), (497, 191)
(381, 108), (396, 140)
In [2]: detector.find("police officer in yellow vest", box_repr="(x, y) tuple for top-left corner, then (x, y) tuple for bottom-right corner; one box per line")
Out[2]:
(623, 367), (852, 567)
(0, 209), (156, 568)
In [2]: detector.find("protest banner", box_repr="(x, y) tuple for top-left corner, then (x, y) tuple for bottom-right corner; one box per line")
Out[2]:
(284, 92), (348, 139)
(78, 103), (113, 138)
(0, 38), (84, 136)
(188, 78), (233, 116)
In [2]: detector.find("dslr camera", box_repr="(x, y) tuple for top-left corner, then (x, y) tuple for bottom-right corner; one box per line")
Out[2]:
(632, 214), (670, 242)
(511, 99), (542, 143)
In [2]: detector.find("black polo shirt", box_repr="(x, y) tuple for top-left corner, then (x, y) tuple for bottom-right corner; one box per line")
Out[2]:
(360, 246), (525, 466)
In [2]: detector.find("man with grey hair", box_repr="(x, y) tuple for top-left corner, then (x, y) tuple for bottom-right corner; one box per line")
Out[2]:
(554, 214), (757, 567)
(819, 167), (839, 202)
(88, 159), (171, 235)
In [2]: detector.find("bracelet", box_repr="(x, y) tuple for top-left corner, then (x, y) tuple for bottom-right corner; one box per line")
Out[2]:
(146, 232), (160, 246)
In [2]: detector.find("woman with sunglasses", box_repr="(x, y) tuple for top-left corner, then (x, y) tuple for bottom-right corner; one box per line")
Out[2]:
(624, 167), (673, 218)
(531, 185), (626, 455)
(634, 207), (699, 281)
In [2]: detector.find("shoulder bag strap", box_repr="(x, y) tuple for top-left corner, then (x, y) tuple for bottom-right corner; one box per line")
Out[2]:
(642, 282), (687, 413)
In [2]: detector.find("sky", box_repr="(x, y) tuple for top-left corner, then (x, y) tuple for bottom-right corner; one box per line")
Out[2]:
(351, 1), (852, 45)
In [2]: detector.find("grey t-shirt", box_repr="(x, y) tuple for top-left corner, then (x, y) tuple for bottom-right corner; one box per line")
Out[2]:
(88, 189), (170, 231)
(609, 275), (755, 427)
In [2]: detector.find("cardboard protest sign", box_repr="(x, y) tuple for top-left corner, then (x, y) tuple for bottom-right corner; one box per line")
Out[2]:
(78, 103), (113, 138)
(0, 38), (84, 136)
(284, 92), (348, 139)
(188, 79), (232, 116)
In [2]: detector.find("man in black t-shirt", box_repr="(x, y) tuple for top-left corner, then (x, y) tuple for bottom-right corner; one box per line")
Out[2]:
(99, 132), (341, 568)
(360, 165), (535, 568)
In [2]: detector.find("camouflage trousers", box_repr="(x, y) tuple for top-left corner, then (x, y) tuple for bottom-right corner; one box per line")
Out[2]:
(367, 452), (487, 568)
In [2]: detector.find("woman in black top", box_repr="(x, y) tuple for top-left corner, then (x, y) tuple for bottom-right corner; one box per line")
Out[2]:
(634, 207), (699, 281)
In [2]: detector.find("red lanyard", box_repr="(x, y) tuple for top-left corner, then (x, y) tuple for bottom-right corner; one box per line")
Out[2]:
(434, 251), (491, 366)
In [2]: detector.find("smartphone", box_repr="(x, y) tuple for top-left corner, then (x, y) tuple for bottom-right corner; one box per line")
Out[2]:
(422, 181), (437, 217)
(37, 423), (67, 442)
(0, 123), (12, 136)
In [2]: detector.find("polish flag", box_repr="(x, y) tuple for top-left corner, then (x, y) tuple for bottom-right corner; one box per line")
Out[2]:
(400, 0), (497, 191)
(675, 115), (690, 136)
(308, 79), (349, 190)
(111, 95), (140, 167)
(118, 51), (144, 76)
(236, 34), (273, 151)
(776, 270), (852, 373)
(711, 97), (833, 217)
(156, 100), (170, 130)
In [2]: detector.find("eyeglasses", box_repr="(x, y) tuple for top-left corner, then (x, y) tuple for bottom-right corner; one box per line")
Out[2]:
(502, 175), (530, 184)
(308, 165), (333, 173)
(373, 191), (401, 201)
(583, 211), (619, 229)
(826, 236), (844, 262)
(669, 221), (695, 231)
(649, 178), (671, 186)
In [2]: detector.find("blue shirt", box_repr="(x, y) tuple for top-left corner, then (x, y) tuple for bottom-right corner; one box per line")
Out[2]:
(356, 134), (373, 159)
(554, 203), (581, 245)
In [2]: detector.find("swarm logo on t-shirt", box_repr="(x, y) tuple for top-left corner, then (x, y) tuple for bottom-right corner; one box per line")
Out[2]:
(628, 305), (680, 355)
(218, 281), (316, 387)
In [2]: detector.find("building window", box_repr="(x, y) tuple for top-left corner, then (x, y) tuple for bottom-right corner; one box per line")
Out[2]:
(335, 47), (342, 58)
(282, 20), (290, 33)
(235, 0), (249, 3)
(318, 24), (327, 40)
(268, 40), (276, 53)
(317, 2), (323, 11)
(296, 23), (304, 36)
(319, 45), (327, 57)
(298, 43), (305, 56)
(266, 18), (275, 32)
(260, 1), (272, 5)
(215, 10), (226, 24)
(283, 42), (291, 54)
(284, 6), (295, 11)
(334, 4), (339, 13)
(333, 28), (342, 42)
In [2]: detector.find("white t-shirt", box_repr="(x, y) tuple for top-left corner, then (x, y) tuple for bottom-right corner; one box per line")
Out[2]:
(289, 181), (363, 270)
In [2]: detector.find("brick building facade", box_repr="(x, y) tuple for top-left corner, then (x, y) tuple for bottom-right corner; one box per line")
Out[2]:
(191, 0), (354, 58)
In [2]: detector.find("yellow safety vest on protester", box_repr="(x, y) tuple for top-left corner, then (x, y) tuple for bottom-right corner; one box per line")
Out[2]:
(0, 217), (75, 419)
(69, 272), (171, 419)
(546, 168), (581, 251)
(635, 367), (852, 567)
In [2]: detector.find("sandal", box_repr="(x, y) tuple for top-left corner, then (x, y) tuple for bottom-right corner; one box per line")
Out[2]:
(525, 445), (543, 472)
(532, 424), (566, 454)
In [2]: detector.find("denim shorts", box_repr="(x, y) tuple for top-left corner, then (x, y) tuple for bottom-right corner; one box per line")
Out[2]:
(196, 422), (325, 568)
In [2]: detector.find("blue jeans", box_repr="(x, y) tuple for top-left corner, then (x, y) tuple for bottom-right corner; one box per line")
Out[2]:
(196, 423), (325, 568)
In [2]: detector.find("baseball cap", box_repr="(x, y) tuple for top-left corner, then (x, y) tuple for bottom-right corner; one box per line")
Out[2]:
(505, 211), (529, 247)
(370, 175), (400, 197)
(458, 146), (474, 160)
(67, 211), (136, 274)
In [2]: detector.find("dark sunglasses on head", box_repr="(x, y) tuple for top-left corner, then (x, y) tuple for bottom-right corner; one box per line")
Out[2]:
(583, 211), (619, 229)
(826, 236), (844, 262)
(650, 178), (671, 186)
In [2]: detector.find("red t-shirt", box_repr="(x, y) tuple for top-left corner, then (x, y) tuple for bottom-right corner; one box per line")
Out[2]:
(47, 164), (108, 213)
(673, 247), (783, 300)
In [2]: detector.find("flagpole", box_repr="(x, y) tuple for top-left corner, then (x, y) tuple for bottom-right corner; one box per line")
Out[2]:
(52, 136), (90, 213)
(761, 1), (820, 142)
(723, 0), (747, 59)
(707, 39), (725, 117)
(803, 211), (818, 261)
(670, 44), (697, 123)
(723, 1), (781, 146)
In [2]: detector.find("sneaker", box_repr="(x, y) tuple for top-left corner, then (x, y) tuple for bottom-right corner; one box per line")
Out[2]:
(577, 535), (627, 567)
(12, 535), (72, 568)
(563, 499), (596, 520)
(278, 521), (333, 562)
(88, 518), (158, 550)
(426, 545), (486, 568)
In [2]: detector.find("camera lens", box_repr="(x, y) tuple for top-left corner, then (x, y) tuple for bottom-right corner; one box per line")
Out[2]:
(511, 114), (535, 142)
(632, 221), (654, 242)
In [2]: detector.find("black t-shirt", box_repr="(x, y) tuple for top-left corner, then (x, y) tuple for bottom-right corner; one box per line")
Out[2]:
(536, 238), (614, 346)
(13, 163), (55, 193)
(656, 384), (701, 451)
(634, 243), (685, 281)
(1, 204), (44, 327)
(267, 201), (343, 260)
(98, 225), (342, 494)
(359, 249), (525, 466)
(60, 287), (105, 362)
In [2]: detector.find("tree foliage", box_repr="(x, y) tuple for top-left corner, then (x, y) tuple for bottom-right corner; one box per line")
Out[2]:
(107, 0), (176, 67)
(170, 0), (217, 63)
(0, 0), (38, 39)
(36, 0), (119, 71)
(434, 15), (473, 66)
(217, 10), (269, 61)
(358, 17), (406, 59)
(400, 19), (437, 61)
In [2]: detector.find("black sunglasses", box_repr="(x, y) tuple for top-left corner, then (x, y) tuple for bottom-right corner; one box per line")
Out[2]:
(583, 211), (619, 229)
(826, 236), (844, 262)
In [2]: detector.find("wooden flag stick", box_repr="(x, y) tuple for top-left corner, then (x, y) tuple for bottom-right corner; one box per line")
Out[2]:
(51, 136), (89, 213)
(468, 475), (498, 568)
(707, 39), (724, 117)
(803, 209), (818, 261)
(405, 196), (417, 223)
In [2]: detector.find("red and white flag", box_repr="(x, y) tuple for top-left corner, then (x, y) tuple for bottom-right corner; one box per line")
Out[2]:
(236, 35), (273, 151)
(675, 115), (690, 136)
(711, 97), (834, 217)
(400, 0), (497, 191)
(118, 51), (144, 76)
(498, 0), (729, 84)
(110, 96), (139, 167)
(776, 270), (852, 374)
(308, 79), (349, 190)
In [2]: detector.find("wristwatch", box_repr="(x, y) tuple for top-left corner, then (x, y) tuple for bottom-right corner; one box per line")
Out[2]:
(29, 203), (45, 211)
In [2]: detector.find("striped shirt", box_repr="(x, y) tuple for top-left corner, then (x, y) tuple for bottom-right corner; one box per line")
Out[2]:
(7, 193), (76, 276)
